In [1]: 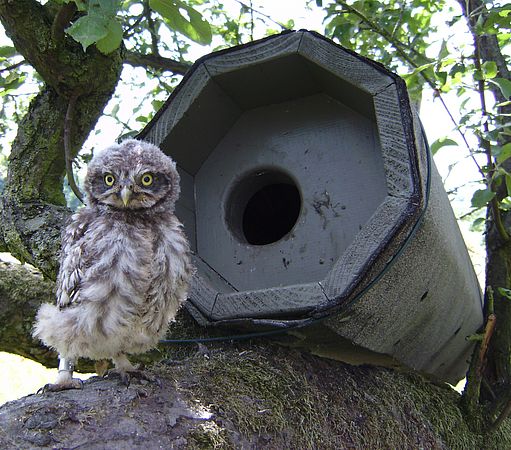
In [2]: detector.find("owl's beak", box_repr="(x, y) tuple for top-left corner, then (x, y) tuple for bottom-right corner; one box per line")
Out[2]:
(120, 186), (132, 207)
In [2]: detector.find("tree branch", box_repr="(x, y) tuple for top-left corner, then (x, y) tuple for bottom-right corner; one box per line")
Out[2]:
(123, 50), (190, 75)
(234, 0), (289, 31)
(143, 0), (159, 56)
(51, 2), (77, 42)
(0, 60), (25, 73)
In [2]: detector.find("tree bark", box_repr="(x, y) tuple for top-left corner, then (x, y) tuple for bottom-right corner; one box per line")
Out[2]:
(1, 342), (511, 449)
(0, 0), (123, 278)
(0, 262), (56, 366)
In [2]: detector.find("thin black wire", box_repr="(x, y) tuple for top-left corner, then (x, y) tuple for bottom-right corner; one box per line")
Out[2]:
(159, 121), (432, 345)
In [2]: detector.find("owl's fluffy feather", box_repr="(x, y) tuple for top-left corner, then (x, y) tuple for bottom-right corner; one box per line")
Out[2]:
(33, 139), (192, 372)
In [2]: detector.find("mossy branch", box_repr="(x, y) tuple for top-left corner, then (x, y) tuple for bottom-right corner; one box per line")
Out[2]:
(123, 50), (190, 75)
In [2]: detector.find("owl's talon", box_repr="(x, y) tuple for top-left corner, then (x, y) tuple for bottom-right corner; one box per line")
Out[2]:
(37, 379), (83, 394)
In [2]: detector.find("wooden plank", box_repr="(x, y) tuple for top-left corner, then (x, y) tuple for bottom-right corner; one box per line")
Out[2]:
(188, 255), (235, 318)
(373, 84), (416, 198)
(210, 283), (327, 321)
(204, 31), (302, 76)
(298, 32), (394, 95)
(323, 162), (483, 382)
(142, 64), (211, 148)
(320, 195), (411, 300)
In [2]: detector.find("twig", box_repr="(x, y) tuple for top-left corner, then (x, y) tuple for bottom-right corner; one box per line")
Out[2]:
(143, 0), (159, 56)
(123, 50), (190, 75)
(457, 207), (482, 221)
(0, 60), (25, 73)
(477, 286), (496, 376)
(123, 14), (144, 38)
(64, 94), (84, 204)
(249, 0), (254, 41)
(335, 0), (483, 180)
(233, 0), (289, 30)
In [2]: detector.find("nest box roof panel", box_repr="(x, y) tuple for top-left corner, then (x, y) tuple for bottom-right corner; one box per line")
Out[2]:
(139, 31), (482, 383)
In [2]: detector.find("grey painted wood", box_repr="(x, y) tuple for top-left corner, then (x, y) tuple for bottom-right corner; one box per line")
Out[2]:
(324, 163), (483, 381)
(297, 31), (394, 95)
(195, 93), (387, 291)
(211, 282), (327, 321)
(373, 84), (416, 197)
(174, 167), (196, 251)
(204, 31), (302, 77)
(143, 65), (211, 147)
(138, 30), (483, 383)
(188, 255), (236, 318)
(319, 195), (412, 300)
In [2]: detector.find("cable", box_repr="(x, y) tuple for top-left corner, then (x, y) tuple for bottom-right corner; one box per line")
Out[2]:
(159, 118), (432, 345)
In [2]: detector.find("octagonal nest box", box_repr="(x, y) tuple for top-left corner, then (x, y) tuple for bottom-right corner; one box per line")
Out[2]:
(139, 30), (483, 383)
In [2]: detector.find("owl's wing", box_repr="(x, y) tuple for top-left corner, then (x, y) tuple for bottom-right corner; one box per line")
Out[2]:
(56, 211), (90, 309)
(143, 220), (193, 332)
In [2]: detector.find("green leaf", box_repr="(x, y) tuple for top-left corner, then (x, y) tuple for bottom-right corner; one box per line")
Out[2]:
(152, 99), (164, 110)
(95, 18), (123, 54)
(466, 334), (484, 342)
(506, 174), (511, 198)
(0, 75), (26, 96)
(110, 103), (120, 116)
(430, 137), (457, 155)
(150, 0), (212, 45)
(93, 0), (120, 16)
(0, 46), (17, 58)
(497, 287), (511, 300)
(482, 61), (498, 79)
(471, 188), (496, 208)
(496, 143), (511, 164)
(491, 78), (511, 99)
(470, 217), (486, 232)
(402, 62), (435, 80)
(437, 39), (449, 60)
(66, 15), (110, 51)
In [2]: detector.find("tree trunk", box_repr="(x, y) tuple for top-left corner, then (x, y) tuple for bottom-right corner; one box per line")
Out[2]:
(0, 0), (122, 278)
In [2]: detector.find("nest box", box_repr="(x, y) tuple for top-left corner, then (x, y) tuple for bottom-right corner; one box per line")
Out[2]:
(139, 30), (483, 383)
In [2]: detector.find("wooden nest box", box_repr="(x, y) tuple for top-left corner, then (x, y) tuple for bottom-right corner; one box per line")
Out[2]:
(139, 30), (483, 383)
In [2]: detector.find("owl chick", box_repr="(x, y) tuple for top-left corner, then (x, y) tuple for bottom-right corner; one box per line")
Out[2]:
(33, 139), (193, 390)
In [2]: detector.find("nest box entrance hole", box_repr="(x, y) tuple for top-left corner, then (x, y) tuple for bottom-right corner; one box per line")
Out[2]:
(226, 168), (302, 246)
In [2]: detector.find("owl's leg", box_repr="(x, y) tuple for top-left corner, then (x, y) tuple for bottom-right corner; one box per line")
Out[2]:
(110, 354), (158, 387)
(38, 357), (83, 393)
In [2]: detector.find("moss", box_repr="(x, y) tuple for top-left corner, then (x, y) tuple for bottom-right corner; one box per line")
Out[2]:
(188, 422), (233, 449)
(159, 342), (511, 449)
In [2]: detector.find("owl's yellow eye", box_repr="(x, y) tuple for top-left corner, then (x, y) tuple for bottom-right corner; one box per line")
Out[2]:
(141, 173), (153, 186)
(104, 173), (115, 186)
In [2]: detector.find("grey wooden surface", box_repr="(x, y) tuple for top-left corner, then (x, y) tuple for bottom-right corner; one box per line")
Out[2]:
(139, 30), (483, 383)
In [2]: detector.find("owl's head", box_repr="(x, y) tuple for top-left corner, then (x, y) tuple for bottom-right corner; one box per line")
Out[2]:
(84, 139), (180, 211)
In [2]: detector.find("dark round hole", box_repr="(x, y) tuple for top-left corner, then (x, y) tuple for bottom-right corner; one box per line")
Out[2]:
(242, 183), (301, 245)
(226, 169), (301, 246)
